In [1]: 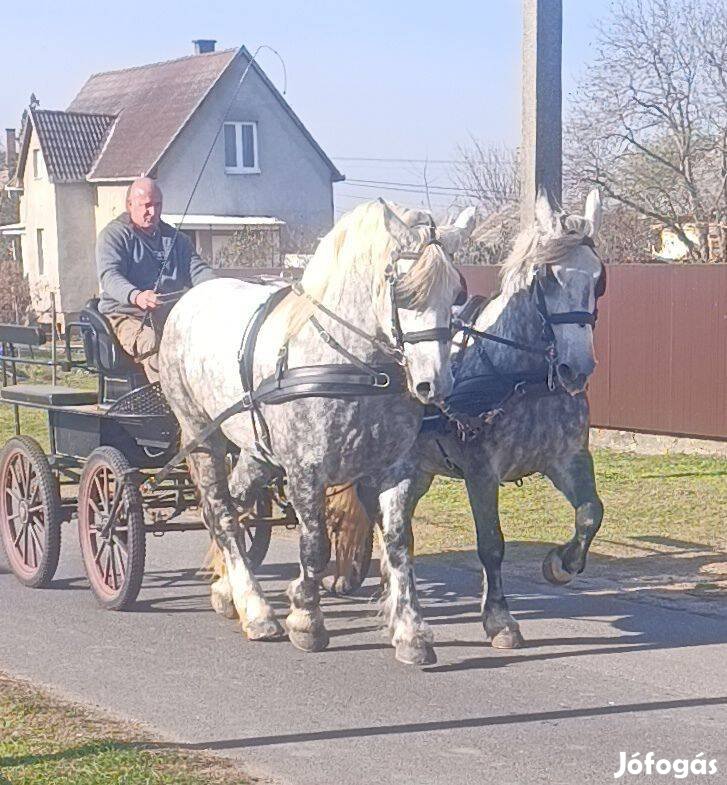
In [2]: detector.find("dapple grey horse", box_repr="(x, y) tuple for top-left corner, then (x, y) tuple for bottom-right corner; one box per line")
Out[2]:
(158, 200), (471, 665)
(340, 190), (606, 649)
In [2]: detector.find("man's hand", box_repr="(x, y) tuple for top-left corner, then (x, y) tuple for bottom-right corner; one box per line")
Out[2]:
(134, 290), (161, 310)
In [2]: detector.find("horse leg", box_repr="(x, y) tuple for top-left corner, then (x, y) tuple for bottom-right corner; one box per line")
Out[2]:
(465, 474), (523, 649)
(207, 452), (277, 620)
(185, 435), (283, 640)
(542, 449), (604, 585)
(283, 473), (331, 652)
(371, 467), (436, 666)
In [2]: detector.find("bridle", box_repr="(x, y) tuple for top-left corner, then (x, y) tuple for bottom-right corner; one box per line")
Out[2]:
(386, 220), (467, 352)
(298, 218), (465, 367)
(455, 235), (606, 391)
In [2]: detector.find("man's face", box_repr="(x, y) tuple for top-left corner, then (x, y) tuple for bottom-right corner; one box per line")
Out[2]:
(127, 185), (162, 232)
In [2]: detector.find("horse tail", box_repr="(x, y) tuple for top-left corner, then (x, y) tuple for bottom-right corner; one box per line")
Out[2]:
(324, 484), (374, 593)
(200, 539), (226, 580)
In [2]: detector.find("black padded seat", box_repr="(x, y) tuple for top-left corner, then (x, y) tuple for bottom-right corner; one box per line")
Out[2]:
(0, 384), (97, 407)
(79, 298), (140, 376)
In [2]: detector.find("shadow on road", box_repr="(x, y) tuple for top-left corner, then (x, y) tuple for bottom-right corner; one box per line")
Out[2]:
(156, 695), (727, 751)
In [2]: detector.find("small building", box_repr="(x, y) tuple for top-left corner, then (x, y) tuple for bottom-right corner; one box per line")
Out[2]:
(1, 41), (343, 323)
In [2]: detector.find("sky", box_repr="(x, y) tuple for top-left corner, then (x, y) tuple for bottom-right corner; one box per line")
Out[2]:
(2, 0), (612, 215)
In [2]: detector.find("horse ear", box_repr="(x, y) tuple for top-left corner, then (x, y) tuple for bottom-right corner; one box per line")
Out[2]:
(437, 206), (477, 254)
(534, 188), (557, 235)
(584, 188), (602, 237)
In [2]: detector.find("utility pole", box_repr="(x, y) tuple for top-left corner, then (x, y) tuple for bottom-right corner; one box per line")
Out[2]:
(520, 0), (562, 227)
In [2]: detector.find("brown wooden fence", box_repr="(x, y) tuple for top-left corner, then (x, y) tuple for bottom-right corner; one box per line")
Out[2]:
(460, 264), (727, 441)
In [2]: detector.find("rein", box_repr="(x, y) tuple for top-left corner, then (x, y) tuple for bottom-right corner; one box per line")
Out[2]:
(431, 236), (606, 441)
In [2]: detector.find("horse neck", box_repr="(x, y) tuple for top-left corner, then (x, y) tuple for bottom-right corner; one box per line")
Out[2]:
(464, 287), (545, 375)
(294, 268), (384, 362)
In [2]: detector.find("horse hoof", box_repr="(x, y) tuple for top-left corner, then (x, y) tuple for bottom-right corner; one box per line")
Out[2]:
(321, 575), (353, 596)
(245, 616), (285, 641)
(395, 640), (437, 666)
(288, 627), (330, 652)
(490, 625), (524, 649)
(542, 549), (575, 585)
(210, 590), (238, 620)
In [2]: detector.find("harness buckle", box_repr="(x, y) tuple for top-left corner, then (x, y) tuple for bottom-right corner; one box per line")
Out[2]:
(241, 390), (254, 409)
(514, 381), (527, 396)
(373, 372), (390, 388)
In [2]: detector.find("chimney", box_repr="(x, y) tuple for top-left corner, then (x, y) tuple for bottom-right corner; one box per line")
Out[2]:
(192, 39), (217, 55)
(5, 128), (16, 173)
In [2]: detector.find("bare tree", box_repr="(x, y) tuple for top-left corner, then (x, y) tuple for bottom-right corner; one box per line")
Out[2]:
(567, 0), (727, 262)
(453, 139), (520, 213)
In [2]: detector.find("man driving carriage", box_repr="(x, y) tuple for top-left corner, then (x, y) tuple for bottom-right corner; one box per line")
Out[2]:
(95, 177), (216, 383)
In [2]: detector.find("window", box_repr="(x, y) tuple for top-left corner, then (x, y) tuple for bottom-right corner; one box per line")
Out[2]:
(32, 149), (42, 179)
(36, 228), (44, 275)
(223, 122), (259, 173)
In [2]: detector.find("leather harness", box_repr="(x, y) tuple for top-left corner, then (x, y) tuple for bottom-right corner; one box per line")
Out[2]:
(424, 237), (606, 443)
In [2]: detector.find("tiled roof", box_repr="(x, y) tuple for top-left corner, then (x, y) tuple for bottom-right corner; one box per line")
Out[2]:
(68, 49), (238, 180)
(30, 109), (115, 182)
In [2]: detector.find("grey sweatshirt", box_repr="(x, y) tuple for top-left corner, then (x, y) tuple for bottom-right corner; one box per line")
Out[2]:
(96, 213), (216, 315)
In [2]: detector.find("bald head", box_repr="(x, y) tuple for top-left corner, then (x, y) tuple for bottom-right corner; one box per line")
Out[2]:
(126, 177), (163, 233)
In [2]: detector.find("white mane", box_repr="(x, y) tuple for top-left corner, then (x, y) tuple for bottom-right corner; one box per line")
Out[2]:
(500, 213), (596, 296)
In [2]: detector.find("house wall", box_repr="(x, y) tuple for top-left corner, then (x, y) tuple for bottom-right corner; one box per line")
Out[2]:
(17, 127), (60, 320)
(155, 54), (335, 252)
(95, 184), (129, 232)
(55, 182), (98, 315)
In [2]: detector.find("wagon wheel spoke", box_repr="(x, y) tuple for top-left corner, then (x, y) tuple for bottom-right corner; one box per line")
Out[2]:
(29, 517), (45, 556)
(111, 534), (128, 561)
(103, 549), (112, 587)
(28, 481), (40, 506)
(115, 545), (126, 584)
(13, 522), (27, 549)
(19, 457), (31, 498)
(5, 485), (22, 503)
(108, 544), (118, 591)
(28, 525), (39, 568)
(6, 511), (21, 522)
(27, 504), (44, 514)
(94, 539), (107, 566)
(93, 475), (107, 513)
(8, 461), (23, 499)
(21, 524), (29, 563)
(87, 497), (104, 526)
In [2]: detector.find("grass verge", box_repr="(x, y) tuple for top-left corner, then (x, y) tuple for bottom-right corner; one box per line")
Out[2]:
(0, 672), (251, 785)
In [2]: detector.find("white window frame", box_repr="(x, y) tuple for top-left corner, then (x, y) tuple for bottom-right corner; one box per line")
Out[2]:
(223, 122), (259, 174)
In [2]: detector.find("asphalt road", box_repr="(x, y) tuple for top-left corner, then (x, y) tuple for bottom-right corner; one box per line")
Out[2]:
(2, 527), (727, 785)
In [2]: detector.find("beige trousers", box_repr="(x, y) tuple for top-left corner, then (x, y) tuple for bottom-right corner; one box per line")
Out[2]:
(107, 314), (160, 384)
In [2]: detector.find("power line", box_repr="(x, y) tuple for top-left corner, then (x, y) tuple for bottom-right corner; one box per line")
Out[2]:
(333, 156), (463, 164)
(339, 182), (477, 198)
(346, 178), (474, 193)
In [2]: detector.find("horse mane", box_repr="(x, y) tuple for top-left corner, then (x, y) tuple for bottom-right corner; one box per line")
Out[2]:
(500, 213), (595, 296)
(272, 200), (459, 340)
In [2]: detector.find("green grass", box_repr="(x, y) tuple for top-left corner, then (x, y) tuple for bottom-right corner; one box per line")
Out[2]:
(0, 357), (97, 451)
(413, 449), (727, 560)
(0, 674), (249, 785)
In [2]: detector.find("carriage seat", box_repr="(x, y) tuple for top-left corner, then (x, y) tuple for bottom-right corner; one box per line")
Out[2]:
(0, 384), (97, 407)
(79, 298), (140, 376)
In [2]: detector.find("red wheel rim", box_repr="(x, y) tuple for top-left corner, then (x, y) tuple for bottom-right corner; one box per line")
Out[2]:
(1, 449), (46, 578)
(81, 465), (130, 598)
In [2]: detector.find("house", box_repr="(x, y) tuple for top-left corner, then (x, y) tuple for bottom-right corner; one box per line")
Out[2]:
(1, 41), (344, 324)
(653, 221), (726, 263)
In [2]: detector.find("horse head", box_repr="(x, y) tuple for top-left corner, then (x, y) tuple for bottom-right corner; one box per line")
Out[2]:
(500, 188), (605, 395)
(377, 202), (472, 403)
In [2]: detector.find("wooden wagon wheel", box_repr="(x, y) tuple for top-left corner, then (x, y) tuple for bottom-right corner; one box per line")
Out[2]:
(77, 447), (145, 610)
(0, 436), (62, 588)
(234, 492), (273, 570)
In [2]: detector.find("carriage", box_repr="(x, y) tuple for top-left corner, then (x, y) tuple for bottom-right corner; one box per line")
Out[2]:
(0, 298), (298, 610)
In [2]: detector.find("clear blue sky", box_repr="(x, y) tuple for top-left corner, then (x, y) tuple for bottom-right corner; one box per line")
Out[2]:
(3, 0), (612, 213)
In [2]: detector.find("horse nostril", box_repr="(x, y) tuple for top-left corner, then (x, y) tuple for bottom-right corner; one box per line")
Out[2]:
(415, 381), (432, 400)
(557, 363), (574, 380)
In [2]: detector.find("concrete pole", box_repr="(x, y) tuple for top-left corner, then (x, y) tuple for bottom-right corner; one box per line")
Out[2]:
(520, 0), (563, 227)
